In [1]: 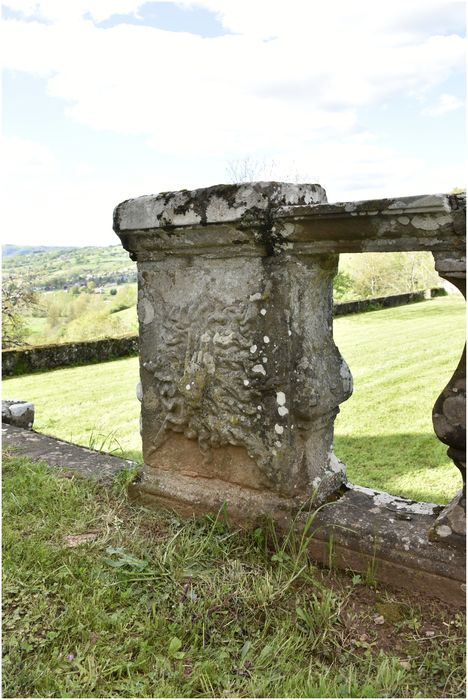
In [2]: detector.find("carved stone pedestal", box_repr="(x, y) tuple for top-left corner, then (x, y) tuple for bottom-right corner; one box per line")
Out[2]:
(114, 183), (352, 522)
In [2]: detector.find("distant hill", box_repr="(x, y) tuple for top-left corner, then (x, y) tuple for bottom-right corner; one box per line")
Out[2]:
(2, 244), (77, 257)
(2, 244), (136, 290)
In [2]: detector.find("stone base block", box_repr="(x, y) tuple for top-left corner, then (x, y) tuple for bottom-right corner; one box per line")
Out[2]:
(128, 466), (307, 527)
(428, 487), (466, 547)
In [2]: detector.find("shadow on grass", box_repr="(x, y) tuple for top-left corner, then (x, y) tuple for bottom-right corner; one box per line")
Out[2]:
(334, 431), (462, 505)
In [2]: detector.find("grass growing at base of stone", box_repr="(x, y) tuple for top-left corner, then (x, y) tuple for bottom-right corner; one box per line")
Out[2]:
(3, 453), (465, 699)
(2, 295), (465, 503)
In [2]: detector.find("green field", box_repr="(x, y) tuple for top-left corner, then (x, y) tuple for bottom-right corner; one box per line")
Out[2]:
(3, 296), (465, 503)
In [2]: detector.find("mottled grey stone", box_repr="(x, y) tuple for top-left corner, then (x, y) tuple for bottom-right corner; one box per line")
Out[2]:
(429, 250), (466, 548)
(2, 399), (35, 430)
(114, 182), (465, 524)
(115, 183), (353, 516)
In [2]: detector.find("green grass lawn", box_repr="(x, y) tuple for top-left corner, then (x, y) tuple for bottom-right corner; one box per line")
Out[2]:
(333, 295), (465, 502)
(3, 295), (465, 503)
(112, 305), (138, 333)
(2, 454), (465, 698)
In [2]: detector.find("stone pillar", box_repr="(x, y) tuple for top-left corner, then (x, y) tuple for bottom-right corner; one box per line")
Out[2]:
(114, 183), (352, 522)
(429, 251), (466, 546)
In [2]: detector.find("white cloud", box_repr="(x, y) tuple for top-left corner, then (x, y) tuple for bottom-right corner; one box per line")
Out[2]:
(192, 0), (465, 40)
(2, 1), (466, 245)
(3, 1), (464, 158)
(2, 135), (57, 176)
(422, 92), (464, 116)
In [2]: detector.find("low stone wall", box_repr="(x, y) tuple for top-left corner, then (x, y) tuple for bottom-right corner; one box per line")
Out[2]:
(333, 288), (444, 316)
(2, 334), (139, 377)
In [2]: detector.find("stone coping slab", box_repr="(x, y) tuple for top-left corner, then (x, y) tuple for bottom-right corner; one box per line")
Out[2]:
(114, 184), (465, 257)
(114, 182), (327, 232)
(2, 423), (135, 484)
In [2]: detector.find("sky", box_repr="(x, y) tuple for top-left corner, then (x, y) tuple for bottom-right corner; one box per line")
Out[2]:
(2, 0), (466, 247)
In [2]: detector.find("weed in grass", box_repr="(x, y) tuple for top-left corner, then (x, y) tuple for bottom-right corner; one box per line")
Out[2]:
(296, 589), (339, 636)
(112, 463), (142, 496)
(88, 428), (125, 455)
(364, 547), (379, 588)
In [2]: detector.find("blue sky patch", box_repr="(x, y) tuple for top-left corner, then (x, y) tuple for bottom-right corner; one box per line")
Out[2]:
(87, 1), (230, 38)
(2, 5), (50, 24)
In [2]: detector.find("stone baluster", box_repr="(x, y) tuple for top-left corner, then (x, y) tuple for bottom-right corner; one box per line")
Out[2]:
(429, 250), (466, 546)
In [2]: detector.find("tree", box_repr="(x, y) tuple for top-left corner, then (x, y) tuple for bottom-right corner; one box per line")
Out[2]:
(46, 301), (62, 329)
(225, 156), (309, 184)
(226, 157), (275, 183)
(333, 271), (353, 300)
(2, 278), (39, 348)
(338, 251), (440, 299)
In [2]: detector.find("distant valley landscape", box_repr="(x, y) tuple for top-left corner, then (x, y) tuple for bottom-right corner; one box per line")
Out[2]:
(2, 244), (138, 347)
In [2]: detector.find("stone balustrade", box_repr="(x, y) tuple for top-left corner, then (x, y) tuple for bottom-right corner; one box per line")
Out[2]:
(114, 182), (465, 602)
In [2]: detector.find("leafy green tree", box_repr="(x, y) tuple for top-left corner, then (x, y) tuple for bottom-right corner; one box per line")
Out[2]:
(333, 271), (353, 300)
(61, 309), (124, 342)
(2, 278), (39, 348)
(46, 301), (62, 329)
(338, 252), (440, 300)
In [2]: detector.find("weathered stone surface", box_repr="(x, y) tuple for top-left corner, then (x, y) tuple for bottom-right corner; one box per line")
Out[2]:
(302, 484), (465, 605)
(116, 184), (352, 515)
(429, 250), (466, 547)
(114, 181), (327, 234)
(276, 192), (466, 254)
(2, 399), (35, 429)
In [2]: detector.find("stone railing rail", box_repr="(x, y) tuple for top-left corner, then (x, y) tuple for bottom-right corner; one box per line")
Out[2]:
(113, 182), (464, 603)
